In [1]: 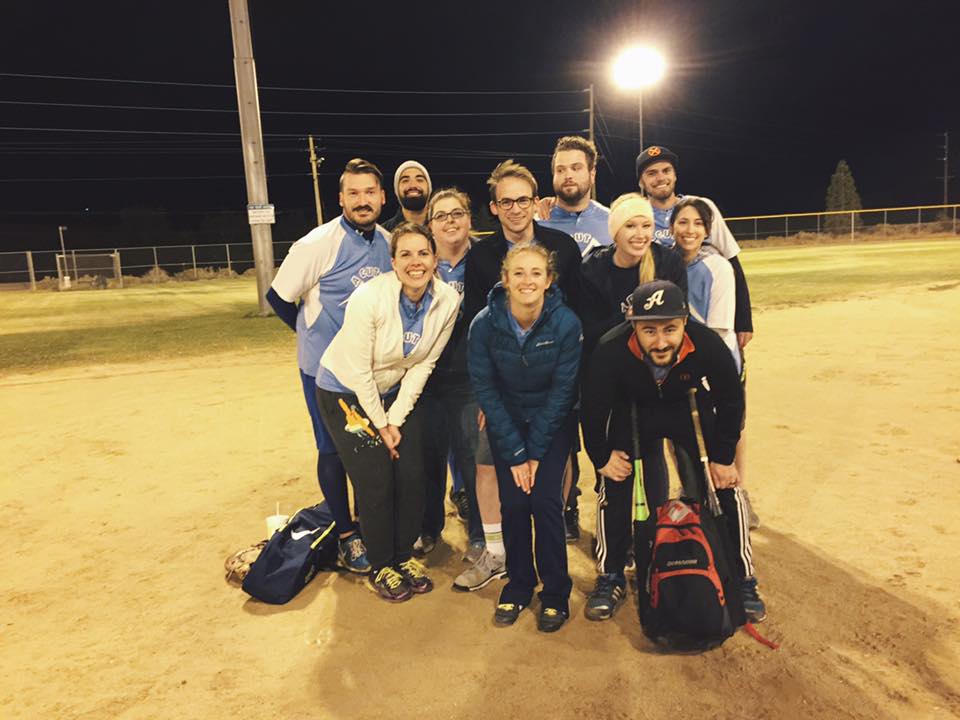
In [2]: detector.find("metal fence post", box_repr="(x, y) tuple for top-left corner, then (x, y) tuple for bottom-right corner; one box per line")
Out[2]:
(191, 244), (198, 279)
(785, 216), (789, 240)
(114, 250), (123, 289)
(917, 207), (922, 232)
(753, 218), (757, 241)
(850, 212), (855, 242)
(816, 214), (820, 238)
(71, 249), (78, 281)
(225, 243), (232, 273)
(954, 205), (957, 236)
(883, 209), (887, 236)
(26, 251), (36, 291)
(152, 246), (159, 283)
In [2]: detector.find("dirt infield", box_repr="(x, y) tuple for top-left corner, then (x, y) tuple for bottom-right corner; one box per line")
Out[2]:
(2, 283), (959, 719)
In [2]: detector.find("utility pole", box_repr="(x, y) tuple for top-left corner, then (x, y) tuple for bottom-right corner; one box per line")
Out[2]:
(938, 131), (952, 205)
(308, 135), (325, 226)
(587, 84), (597, 199)
(228, 0), (275, 316)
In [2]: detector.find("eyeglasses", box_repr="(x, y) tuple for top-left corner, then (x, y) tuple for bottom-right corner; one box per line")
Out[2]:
(431, 208), (469, 223)
(496, 196), (533, 211)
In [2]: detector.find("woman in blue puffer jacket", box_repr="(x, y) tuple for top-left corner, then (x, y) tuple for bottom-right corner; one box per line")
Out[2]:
(467, 243), (582, 633)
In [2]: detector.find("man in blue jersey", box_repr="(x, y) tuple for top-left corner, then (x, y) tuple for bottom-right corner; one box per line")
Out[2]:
(634, 146), (754, 349)
(538, 136), (612, 258)
(265, 158), (393, 574)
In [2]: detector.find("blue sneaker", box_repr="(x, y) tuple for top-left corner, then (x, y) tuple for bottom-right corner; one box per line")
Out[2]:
(338, 534), (371, 574)
(742, 576), (767, 623)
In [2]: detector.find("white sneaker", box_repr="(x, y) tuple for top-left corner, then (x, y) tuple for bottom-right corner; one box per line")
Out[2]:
(452, 549), (506, 592)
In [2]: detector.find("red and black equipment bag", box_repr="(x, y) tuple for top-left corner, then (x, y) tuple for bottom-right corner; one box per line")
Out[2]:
(634, 498), (746, 651)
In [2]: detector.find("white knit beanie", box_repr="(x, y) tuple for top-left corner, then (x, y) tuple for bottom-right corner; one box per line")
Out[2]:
(608, 193), (654, 239)
(393, 160), (433, 198)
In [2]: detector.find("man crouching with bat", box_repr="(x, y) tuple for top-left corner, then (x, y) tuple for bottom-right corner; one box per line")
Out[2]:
(580, 280), (766, 624)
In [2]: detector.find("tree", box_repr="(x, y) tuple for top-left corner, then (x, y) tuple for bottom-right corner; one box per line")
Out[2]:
(825, 159), (863, 234)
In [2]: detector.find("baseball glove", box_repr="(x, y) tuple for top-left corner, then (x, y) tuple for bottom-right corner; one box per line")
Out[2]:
(224, 540), (268, 587)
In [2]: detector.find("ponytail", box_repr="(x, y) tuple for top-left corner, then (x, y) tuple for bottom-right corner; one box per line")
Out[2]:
(637, 246), (655, 285)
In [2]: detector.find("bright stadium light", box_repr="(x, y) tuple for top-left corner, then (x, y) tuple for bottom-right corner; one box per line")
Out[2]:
(612, 45), (666, 151)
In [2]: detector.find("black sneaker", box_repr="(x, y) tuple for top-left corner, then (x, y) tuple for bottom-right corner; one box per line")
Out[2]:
(564, 506), (580, 543)
(451, 489), (470, 522)
(412, 534), (436, 557)
(494, 602), (525, 626)
(584, 573), (627, 621)
(742, 576), (767, 623)
(395, 558), (434, 594)
(368, 566), (413, 603)
(537, 606), (568, 633)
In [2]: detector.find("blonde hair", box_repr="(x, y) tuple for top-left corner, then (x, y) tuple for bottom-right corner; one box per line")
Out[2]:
(500, 242), (556, 281)
(609, 192), (656, 287)
(427, 187), (472, 222)
(487, 159), (538, 202)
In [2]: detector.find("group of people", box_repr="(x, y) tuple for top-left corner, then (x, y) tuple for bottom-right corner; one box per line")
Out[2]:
(267, 137), (765, 633)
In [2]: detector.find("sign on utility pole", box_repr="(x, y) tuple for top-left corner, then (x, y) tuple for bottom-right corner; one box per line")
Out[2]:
(228, 0), (274, 316)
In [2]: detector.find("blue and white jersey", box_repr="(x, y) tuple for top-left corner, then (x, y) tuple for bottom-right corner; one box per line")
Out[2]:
(271, 215), (392, 376)
(400, 287), (434, 357)
(436, 249), (469, 296)
(686, 245), (741, 373)
(540, 200), (611, 258)
(651, 194), (741, 260)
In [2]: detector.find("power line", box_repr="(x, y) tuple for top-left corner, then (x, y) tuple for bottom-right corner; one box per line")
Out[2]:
(0, 125), (587, 139)
(0, 71), (586, 95)
(0, 99), (588, 118)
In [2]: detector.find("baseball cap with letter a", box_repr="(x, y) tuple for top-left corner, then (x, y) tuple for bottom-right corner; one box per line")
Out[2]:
(623, 280), (688, 321)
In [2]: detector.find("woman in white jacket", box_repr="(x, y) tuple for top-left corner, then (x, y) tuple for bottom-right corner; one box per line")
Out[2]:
(315, 222), (461, 603)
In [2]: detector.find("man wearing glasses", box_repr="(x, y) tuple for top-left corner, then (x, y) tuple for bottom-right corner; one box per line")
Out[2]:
(453, 160), (582, 593)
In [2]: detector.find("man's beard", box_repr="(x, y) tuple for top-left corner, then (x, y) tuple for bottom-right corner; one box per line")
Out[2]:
(556, 182), (589, 205)
(399, 193), (427, 211)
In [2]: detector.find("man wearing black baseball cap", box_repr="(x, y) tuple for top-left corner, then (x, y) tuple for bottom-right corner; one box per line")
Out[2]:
(580, 280), (765, 623)
(635, 146), (754, 350)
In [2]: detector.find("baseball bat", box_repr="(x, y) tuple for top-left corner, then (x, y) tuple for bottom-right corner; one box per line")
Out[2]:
(630, 403), (650, 522)
(687, 388), (723, 517)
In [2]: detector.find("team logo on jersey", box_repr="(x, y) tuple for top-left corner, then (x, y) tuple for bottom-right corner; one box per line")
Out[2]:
(643, 289), (665, 310)
(349, 265), (382, 288)
(446, 280), (464, 294)
(403, 331), (422, 347)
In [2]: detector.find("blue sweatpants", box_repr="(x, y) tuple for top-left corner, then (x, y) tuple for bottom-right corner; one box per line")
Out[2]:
(493, 413), (577, 614)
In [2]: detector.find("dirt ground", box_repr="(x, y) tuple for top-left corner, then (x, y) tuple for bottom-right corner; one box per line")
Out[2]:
(2, 283), (959, 720)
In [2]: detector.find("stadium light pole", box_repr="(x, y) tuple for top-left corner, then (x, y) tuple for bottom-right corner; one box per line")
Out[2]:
(612, 45), (666, 152)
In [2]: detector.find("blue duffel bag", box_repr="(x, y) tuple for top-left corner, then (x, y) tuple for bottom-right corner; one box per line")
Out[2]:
(242, 502), (339, 604)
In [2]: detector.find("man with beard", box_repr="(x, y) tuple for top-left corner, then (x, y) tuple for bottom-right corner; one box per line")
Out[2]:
(580, 280), (765, 623)
(383, 160), (432, 231)
(265, 158), (393, 576)
(538, 136), (612, 257)
(635, 146), (753, 349)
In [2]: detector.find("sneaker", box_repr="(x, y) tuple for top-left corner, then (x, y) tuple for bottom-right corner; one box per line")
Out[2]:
(452, 549), (507, 592)
(451, 489), (470, 522)
(338, 534), (372, 574)
(413, 534), (436, 557)
(494, 602), (525, 626)
(564, 506), (580, 543)
(584, 573), (627, 621)
(368, 566), (412, 603)
(463, 539), (486, 565)
(743, 489), (761, 530)
(537, 606), (568, 633)
(742, 576), (767, 623)
(395, 557), (434, 594)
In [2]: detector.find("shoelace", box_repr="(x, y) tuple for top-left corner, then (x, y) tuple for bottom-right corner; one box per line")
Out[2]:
(345, 539), (365, 561)
(376, 567), (404, 590)
(542, 608), (560, 618)
(399, 559), (427, 578)
(497, 603), (517, 612)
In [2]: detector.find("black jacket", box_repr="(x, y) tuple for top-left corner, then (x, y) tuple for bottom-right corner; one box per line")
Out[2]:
(581, 320), (744, 469)
(580, 242), (688, 358)
(463, 222), (582, 325)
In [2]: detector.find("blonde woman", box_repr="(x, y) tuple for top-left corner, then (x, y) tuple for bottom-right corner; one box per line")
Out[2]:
(468, 243), (582, 632)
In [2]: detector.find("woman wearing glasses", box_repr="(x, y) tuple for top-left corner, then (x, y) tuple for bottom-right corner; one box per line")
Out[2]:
(468, 243), (582, 633)
(414, 189), (486, 561)
(315, 222), (461, 603)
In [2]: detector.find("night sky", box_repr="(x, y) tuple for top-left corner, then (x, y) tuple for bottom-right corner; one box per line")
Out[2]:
(1, 0), (958, 252)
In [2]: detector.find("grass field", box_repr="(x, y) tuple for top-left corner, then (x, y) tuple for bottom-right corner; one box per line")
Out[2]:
(1, 238), (958, 374)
